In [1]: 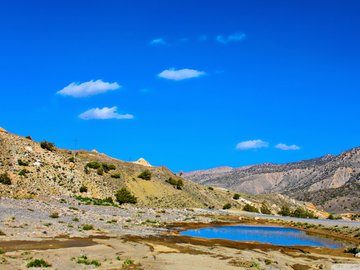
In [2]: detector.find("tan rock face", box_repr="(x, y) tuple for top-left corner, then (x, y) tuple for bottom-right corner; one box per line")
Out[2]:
(132, 158), (152, 167)
(0, 127), (7, 132)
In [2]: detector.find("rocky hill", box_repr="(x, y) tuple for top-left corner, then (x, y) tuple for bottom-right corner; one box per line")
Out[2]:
(184, 147), (360, 213)
(0, 128), (314, 213)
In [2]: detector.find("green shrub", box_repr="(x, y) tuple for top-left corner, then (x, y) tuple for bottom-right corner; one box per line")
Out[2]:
(49, 212), (59, 218)
(85, 161), (101, 169)
(208, 186), (214, 191)
(278, 205), (291, 216)
(111, 173), (121, 178)
(0, 173), (11, 185)
(115, 188), (137, 205)
(166, 177), (184, 189)
(260, 202), (272, 214)
(26, 259), (51, 268)
(79, 185), (88, 193)
(97, 167), (104, 175)
(40, 141), (55, 151)
(243, 204), (259, 213)
(18, 169), (29, 177)
(233, 193), (240, 200)
(102, 163), (116, 173)
(138, 169), (152, 180)
(82, 224), (94, 230)
(17, 159), (29, 166)
(68, 157), (75, 163)
(75, 255), (101, 267)
(222, 203), (232, 210)
(291, 207), (318, 219)
(75, 196), (115, 206)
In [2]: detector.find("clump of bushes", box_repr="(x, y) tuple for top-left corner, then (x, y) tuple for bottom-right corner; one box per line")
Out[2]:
(233, 193), (240, 200)
(208, 186), (214, 191)
(243, 204), (259, 213)
(115, 188), (137, 205)
(223, 203), (232, 210)
(138, 169), (152, 180)
(40, 141), (56, 151)
(68, 157), (75, 163)
(260, 202), (272, 214)
(75, 255), (101, 267)
(75, 196), (115, 206)
(84, 162), (116, 176)
(17, 159), (29, 166)
(0, 173), (11, 185)
(165, 177), (184, 189)
(79, 185), (88, 193)
(102, 163), (116, 173)
(111, 173), (121, 179)
(26, 259), (51, 268)
(328, 213), (342, 220)
(278, 205), (317, 219)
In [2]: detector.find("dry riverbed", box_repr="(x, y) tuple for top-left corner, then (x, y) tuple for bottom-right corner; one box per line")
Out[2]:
(0, 197), (360, 270)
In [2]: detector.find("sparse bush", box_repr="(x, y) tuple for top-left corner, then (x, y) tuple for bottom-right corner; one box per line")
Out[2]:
(68, 157), (75, 163)
(40, 141), (55, 151)
(50, 212), (59, 218)
(17, 159), (29, 166)
(79, 185), (88, 193)
(97, 167), (104, 175)
(115, 188), (137, 205)
(260, 202), (272, 214)
(208, 186), (214, 191)
(18, 169), (29, 177)
(102, 163), (116, 173)
(223, 203), (232, 210)
(243, 204), (259, 213)
(138, 169), (152, 180)
(85, 161), (101, 169)
(0, 173), (11, 185)
(27, 259), (51, 268)
(75, 196), (115, 206)
(75, 255), (101, 267)
(25, 135), (32, 140)
(82, 224), (94, 230)
(166, 177), (184, 189)
(233, 193), (240, 200)
(111, 173), (121, 178)
(291, 207), (318, 219)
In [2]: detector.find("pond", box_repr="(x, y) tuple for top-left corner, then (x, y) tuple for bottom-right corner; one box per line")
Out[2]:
(180, 225), (343, 248)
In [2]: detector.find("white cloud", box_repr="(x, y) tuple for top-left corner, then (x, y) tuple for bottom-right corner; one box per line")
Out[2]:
(149, 38), (166, 45)
(216, 33), (246, 44)
(57, 80), (120, 98)
(275, 143), (300, 151)
(79, 106), (134, 120)
(236, 140), (269, 150)
(158, 68), (206, 81)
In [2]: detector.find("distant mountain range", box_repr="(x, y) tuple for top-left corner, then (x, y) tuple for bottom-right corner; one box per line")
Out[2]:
(184, 147), (360, 213)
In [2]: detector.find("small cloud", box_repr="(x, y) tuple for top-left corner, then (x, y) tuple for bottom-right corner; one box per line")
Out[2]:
(275, 143), (300, 151)
(57, 79), (120, 98)
(216, 32), (246, 44)
(149, 38), (166, 45)
(158, 68), (206, 81)
(79, 106), (134, 120)
(236, 140), (269, 150)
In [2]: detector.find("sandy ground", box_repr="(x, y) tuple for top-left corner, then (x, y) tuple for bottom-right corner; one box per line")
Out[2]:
(0, 197), (360, 270)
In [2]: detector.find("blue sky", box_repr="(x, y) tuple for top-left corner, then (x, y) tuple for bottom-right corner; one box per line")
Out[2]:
(1, 0), (359, 172)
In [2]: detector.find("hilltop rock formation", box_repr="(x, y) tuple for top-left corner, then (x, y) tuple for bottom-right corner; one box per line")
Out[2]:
(132, 158), (152, 167)
(184, 148), (360, 213)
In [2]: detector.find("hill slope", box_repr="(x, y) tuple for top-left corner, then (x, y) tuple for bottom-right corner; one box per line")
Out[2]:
(0, 128), (316, 214)
(184, 147), (360, 213)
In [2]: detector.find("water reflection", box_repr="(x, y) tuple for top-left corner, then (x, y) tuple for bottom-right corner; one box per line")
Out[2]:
(180, 225), (343, 248)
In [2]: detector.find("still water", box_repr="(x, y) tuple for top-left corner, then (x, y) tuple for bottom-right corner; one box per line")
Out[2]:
(180, 225), (343, 248)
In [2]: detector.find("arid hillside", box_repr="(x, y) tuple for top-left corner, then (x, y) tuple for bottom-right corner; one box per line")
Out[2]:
(184, 147), (360, 213)
(0, 128), (315, 214)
